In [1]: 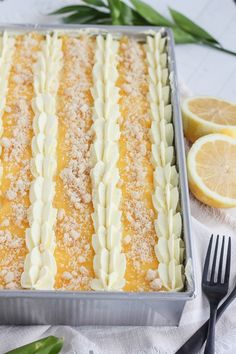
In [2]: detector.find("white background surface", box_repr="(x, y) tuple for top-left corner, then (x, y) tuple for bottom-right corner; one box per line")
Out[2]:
(0, 0), (236, 353)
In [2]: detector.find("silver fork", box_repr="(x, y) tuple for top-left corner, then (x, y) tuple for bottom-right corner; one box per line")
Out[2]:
(202, 234), (231, 354)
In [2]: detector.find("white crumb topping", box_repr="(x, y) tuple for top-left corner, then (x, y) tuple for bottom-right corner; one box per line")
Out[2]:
(150, 278), (162, 290)
(146, 269), (158, 281)
(118, 38), (157, 276)
(55, 36), (95, 291)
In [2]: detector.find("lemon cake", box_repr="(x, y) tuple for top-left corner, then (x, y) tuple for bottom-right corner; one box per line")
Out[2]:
(0, 29), (184, 292)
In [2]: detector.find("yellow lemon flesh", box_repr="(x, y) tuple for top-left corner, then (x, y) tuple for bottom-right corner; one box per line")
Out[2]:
(182, 96), (236, 142)
(187, 134), (236, 208)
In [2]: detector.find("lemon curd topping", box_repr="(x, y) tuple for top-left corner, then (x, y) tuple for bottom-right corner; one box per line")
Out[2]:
(0, 33), (43, 289)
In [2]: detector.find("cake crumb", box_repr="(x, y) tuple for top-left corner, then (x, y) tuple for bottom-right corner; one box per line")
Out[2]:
(5, 189), (17, 201)
(79, 266), (88, 275)
(146, 269), (158, 281)
(150, 278), (162, 290)
(5, 282), (17, 290)
(4, 271), (15, 284)
(124, 235), (131, 245)
(1, 137), (11, 149)
(1, 219), (9, 227)
(0, 269), (7, 277)
(57, 208), (65, 221)
(84, 244), (90, 251)
(4, 106), (11, 113)
(82, 193), (92, 204)
(62, 272), (72, 280)
(71, 230), (80, 240)
(78, 256), (85, 263)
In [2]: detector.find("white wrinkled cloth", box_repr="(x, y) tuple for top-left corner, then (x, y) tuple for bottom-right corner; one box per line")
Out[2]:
(1, 0), (236, 353)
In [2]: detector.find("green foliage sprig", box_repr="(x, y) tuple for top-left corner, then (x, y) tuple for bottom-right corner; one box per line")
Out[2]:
(5, 336), (64, 354)
(50, 0), (236, 56)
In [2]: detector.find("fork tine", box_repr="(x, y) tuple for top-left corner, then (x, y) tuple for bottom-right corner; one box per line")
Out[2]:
(210, 234), (219, 283)
(203, 234), (213, 282)
(217, 236), (225, 283)
(223, 237), (231, 285)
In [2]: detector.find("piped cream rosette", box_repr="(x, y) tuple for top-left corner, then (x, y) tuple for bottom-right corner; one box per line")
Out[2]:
(0, 32), (15, 186)
(90, 34), (126, 291)
(147, 32), (185, 291)
(21, 33), (62, 290)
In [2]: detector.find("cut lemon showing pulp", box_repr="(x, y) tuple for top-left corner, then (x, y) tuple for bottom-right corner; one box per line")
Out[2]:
(187, 134), (236, 208)
(182, 96), (236, 142)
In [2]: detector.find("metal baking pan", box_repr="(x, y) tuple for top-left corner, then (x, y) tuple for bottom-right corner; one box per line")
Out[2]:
(0, 24), (195, 326)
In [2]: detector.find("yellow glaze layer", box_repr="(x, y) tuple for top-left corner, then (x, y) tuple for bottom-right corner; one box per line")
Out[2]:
(54, 36), (95, 290)
(0, 33), (43, 289)
(117, 37), (158, 292)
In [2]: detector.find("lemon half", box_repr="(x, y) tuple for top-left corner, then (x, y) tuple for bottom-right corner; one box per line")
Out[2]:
(187, 134), (236, 208)
(182, 96), (236, 142)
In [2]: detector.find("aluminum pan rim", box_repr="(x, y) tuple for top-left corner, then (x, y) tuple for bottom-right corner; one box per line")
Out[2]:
(0, 24), (196, 301)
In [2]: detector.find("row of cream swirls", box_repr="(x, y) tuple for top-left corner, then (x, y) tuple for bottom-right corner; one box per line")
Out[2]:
(147, 32), (185, 291)
(0, 32), (15, 188)
(90, 34), (126, 291)
(21, 33), (63, 290)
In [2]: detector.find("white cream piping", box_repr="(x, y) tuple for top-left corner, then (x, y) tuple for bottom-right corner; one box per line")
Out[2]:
(147, 32), (185, 291)
(0, 32), (15, 183)
(90, 34), (126, 291)
(21, 32), (62, 290)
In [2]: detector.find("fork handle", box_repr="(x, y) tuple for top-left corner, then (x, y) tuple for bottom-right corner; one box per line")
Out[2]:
(176, 289), (236, 354)
(204, 304), (217, 354)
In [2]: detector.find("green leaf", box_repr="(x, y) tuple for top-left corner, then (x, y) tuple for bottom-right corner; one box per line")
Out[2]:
(5, 336), (64, 354)
(63, 12), (104, 24)
(172, 27), (200, 44)
(108, 0), (121, 24)
(203, 40), (236, 56)
(88, 16), (112, 24)
(132, 12), (150, 25)
(169, 7), (219, 44)
(49, 5), (96, 15)
(107, 1), (148, 26)
(61, 7), (109, 23)
(118, 1), (133, 25)
(118, 1), (149, 25)
(83, 0), (107, 7)
(130, 0), (173, 27)
(118, 2), (136, 25)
